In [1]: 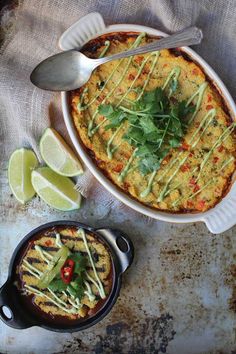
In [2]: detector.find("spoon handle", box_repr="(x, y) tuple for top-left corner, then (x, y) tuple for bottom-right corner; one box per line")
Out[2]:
(95, 27), (202, 65)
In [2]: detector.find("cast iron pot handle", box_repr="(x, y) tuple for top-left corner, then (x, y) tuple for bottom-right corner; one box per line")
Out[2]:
(95, 228), (134, 274)
(0, 279), (32, 329)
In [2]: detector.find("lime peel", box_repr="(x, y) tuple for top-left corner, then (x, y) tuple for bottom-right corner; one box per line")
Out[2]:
(40, 128), (83, 177)
(31, 167), (81, 211)
(8, 148), (38, 204)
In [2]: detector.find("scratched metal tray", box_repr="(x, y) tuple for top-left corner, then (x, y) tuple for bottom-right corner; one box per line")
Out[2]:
(0, 2), (235, 354)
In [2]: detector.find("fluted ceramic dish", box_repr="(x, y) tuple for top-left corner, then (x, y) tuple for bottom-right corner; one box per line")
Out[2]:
(60, 12), (236, 234)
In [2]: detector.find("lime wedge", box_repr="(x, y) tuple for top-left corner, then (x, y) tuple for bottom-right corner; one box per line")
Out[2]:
(8, 148), (38, 204)
(31, 167), (81, 211)
(40, 128), (83, 177)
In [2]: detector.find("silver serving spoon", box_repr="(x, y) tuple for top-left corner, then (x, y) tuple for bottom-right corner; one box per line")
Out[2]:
(30, 26), (202, 91)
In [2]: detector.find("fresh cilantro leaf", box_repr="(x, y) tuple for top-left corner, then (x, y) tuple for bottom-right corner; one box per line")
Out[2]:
(177, 100), (195, 117)
(139, 116), (157, 134)
(67, 280), (85, 300)
(169, 137), (181, 147)
(98, 85), (195, 176)
(70, 252), (87, 276)
(138, 155), (161, 175)
(123, 127), (144, 145)
(98, 104), (114, 116)
(48, 278), (67, 292)
(135, 144), (159, 156)
(105, 111), (126, 130)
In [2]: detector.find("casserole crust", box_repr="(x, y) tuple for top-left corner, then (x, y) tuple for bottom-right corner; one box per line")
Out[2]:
(70, 32), (236, 213)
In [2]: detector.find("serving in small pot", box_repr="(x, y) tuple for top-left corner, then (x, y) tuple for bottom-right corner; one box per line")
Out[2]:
(0, 221), (133, 332)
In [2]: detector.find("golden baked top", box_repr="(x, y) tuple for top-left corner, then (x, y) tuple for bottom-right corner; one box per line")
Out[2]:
(70, 32), (236, 213)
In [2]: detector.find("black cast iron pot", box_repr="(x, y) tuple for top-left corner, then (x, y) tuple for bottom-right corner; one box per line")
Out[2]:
(0, 220), (134, 332)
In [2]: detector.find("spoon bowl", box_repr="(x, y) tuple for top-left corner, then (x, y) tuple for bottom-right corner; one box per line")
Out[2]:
(30, 51), (96, 91)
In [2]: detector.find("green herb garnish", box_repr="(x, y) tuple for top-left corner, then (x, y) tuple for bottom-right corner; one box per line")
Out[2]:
(98, 87), (195, 175)
(48, 252), (87, 300)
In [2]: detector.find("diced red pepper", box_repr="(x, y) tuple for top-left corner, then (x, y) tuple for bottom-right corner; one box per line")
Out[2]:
(189, 152), (193, 158)
(213, 156), (219, 163)
(180, 163), (190, 172)
(207, 95), (212, 102)
(180, 142), (190, 151)
(135, 56), (144, 64)
(128, 73), (135, 80)
(193, 184), (200, 192)
(189, 177), (196, 186)
(206, 105), (213, 111)
(113, 163), (124, 173)
(197, 200), (205, 210)
(45, 240), (53, 247)
(218, 145), (224, 152)
(187, 200), (194, 208)
(61, 259), (75, 284)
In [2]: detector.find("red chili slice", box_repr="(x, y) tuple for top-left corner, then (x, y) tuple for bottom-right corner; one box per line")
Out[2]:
(61, 259), (75, 284)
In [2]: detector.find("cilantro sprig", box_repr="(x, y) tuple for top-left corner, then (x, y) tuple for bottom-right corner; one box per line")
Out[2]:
(49, 252), (87, 300)
(98, 87), (195, 175)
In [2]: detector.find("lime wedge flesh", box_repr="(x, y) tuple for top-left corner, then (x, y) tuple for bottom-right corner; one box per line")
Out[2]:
(31, 167), (81, 211)
(8, 148), (38, 204)
(40, 128), (83, 177)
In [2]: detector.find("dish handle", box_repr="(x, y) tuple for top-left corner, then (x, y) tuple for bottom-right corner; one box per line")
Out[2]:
(59, 12), (106, 51)
(203, 186), (236, 234)
(96, 228), (134, 274)
(0, 279), (33, 329)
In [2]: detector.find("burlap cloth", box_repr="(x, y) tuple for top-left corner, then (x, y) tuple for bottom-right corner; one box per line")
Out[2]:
(1, 0), (236, 211)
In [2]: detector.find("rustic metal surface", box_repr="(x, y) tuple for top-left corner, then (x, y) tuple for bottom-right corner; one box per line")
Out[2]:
(0, 157), (236, 353)
(0, 2), (235, 354)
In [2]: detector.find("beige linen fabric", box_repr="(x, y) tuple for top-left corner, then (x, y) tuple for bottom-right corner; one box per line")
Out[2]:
(0, 0), (236, 206)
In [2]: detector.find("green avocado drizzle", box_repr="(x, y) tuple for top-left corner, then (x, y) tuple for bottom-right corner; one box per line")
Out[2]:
(197, 123), (236, 180)
(88, 33), (146, 136)
(156, 108), (217, 202)
(116, 52), (160, 107)
(78, 35), (145, 113)
(118, 148), (138, 182)
(186, 82), (208, 124)
(79, 228), (106, 299)
(107, 52), (160, 160)
(99, 40), (111, 58)
(220, 156), (235, 171)
(162, 67), (181, 98)
(23, 229), (106, 314)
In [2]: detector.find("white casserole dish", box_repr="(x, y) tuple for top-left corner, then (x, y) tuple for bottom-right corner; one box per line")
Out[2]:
(60, 12), (236, 234)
